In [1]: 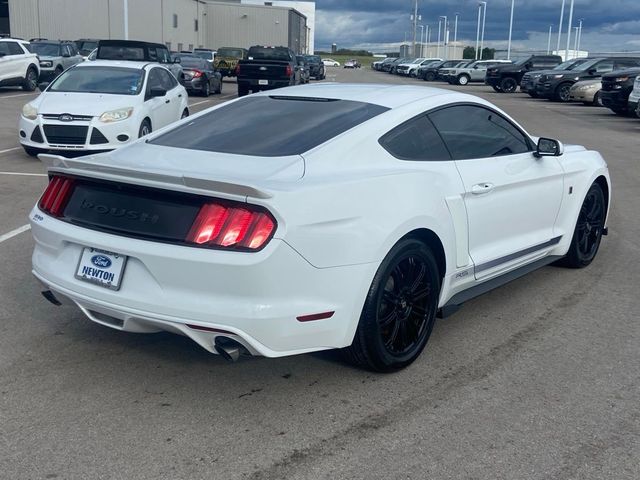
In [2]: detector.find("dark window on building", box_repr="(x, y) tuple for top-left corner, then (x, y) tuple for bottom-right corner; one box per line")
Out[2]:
(173, 14), (178, 28)
(151, 96), (389, 157)
(194, 19), (198, 32)
(428, 105), (531, 160)
(379, 115), (451, 161)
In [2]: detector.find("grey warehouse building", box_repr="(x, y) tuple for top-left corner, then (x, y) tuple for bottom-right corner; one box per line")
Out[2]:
(3, 0), (309, 53)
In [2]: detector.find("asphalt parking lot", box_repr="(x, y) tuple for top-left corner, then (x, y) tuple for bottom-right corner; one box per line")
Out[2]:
(1, 68), (639, 480)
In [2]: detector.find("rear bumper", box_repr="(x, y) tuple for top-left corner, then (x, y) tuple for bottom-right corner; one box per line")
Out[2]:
(600, 91), (629, 110)
(30, 209), (376, 357)
(238, 79), (291, 91)
(184, 78), (206, 91)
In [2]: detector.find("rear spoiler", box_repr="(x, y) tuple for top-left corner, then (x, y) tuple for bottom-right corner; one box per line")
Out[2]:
(38, 154), (273, 200)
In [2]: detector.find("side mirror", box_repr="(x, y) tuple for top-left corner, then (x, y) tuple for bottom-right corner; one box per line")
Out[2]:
(38, 82), (50, 92)
(535, 137), (564, 157)
(149, 87), (167, 98)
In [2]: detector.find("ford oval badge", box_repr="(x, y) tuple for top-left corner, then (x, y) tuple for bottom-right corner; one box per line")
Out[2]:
(91, 255), (112, 268)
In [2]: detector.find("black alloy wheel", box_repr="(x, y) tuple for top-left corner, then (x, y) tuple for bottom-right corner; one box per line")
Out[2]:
(425, 72), (435, 82)
(343, 238), (440, 372)
(555, 82), (573, 102)
(558, 183), (606, 268)
(23, 67), (38, 91)
(500, 77), (518, 93)
(138, 119), (152, 138)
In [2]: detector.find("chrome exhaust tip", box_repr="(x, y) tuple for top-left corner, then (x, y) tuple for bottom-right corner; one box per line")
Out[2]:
(214, 337), (245, 362)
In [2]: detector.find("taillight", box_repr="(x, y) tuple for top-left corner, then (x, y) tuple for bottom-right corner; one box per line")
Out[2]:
(192, 69), (203, 78)
(235, 64), (240, 75)
(39, 175), (75, 217)
(186, 202), (276, 251)
(285, 65), (292, 77)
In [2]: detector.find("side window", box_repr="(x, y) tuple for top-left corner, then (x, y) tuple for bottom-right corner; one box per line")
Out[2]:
(0, 43), (10, 56)
(157, 48), (170, 63)
(148, 48), (158, 61)
(594, 60), (614, 73)
(615, 59), (640, 69)
(7, 42), (24, 55)
(379, 115), (451, 161)
(63, 45), (71, 56)
(157, 68), (177, 90)
(428, 105), (531, 160)
(146, 68), (163, 94)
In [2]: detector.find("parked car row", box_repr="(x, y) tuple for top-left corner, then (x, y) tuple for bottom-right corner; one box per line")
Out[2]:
(371, 52), (640, 118)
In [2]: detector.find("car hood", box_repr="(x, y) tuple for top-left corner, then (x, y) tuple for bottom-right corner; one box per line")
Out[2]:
(602, 68), (640, 80)
(33, 92), (140, 116)
(571, 79), (601, 89)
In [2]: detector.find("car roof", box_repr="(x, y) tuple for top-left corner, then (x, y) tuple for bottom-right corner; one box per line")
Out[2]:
(98, 40), (166, 48)
(74, 59), (152, 70)
(254, 83), (475, 109)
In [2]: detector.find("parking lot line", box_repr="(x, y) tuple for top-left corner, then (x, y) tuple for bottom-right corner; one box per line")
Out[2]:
(0, 147), (21, 155)
(0, 93), (38, 99)
(0, 224), (31, 244)
(189, 99), (214, 107)
(0, 171), (47, 177)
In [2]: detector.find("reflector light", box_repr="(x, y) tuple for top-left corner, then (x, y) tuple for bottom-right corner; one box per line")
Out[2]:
(192, 69), (203, 78)
(285, 65), (293, 77)
(296, 311), (335, 322)
(39, 175), (75, 217)
(186, 201), (276, 251)
(186, 324), (235, 335)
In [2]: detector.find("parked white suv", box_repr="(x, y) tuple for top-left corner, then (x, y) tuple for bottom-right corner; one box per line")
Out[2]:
(0, 38), (40, 91)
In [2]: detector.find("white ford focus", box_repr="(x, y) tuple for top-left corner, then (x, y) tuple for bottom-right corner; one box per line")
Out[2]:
(19, 60), (189, 157)
(30, 84), (610, 371)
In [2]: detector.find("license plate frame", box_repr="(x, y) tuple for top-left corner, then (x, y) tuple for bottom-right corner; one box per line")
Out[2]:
(75, 248), (128, 291)
(258, 79), (269, 86)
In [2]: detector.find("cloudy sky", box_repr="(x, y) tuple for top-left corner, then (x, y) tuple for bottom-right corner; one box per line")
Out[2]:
(313, 0), (640, 53)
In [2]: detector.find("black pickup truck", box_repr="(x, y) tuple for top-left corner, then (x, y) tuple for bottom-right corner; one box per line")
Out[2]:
(236, 46), (301, 96)
(485, 54), (562, 93)
(600, 68), (640, 115)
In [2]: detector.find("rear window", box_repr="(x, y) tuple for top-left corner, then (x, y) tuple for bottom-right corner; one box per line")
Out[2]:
(218, 48), (244, 58)
(248, 47), (290, 61)
(151, 96), (389, 157)
(98, 45), (146, 60)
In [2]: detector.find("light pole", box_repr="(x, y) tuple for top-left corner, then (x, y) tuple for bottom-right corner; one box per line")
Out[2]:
(507, 0), (515, 60)
(123, 0), (129, 40)
(454, 13), (459, 57)
(419, 25), (425, 57)
(576, 19), (583, 55)
(439, 16), (447, 60)
(565, 0), (575, 61)
(437, 18), (442, 58)
(480, 2), (487, 60)
(573, 26), (579, 57)
(556, 0), (565, 53)
(475, 3), (482, 59)
(427, 25), (431, 57)
(547, 25), (553, 54)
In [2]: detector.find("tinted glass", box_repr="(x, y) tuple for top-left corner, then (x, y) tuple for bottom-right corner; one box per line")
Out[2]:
(217, 48), (245, 58)
(305, 55), (321, 63)
(181, 57), (206, 68)
(151, 96), (389, 157)
(157, 47), (171, 63)
(380, 115), (450, 161)
(429, 105), (531, 160)
(194, 51), (213, 60)
(0, 43), (9, 55)
(99, 46), (145, 60)
(615, 59), (640, 69)
(7, 42), (23, 55)
(30, 43), (61, 56)
(573, 58), (602, 71)
(248, 47), (290, 61)
(594, 60), (614, 73)
(49, 66), (144, 95)
(148, 68), (176, 90)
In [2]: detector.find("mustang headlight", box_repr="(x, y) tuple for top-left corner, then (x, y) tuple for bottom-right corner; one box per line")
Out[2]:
(22, 103), (38, 120)
(39, 60), (53, 68)
(99, 107), (134, 123)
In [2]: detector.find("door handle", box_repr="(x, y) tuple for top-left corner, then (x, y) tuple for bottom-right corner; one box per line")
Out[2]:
(471, 183), (495, 195)
(178, 94), (182, 98)
(165, 99), (171, 104)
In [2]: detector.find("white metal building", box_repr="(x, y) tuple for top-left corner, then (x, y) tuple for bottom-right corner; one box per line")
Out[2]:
(7, 0), (311, 53)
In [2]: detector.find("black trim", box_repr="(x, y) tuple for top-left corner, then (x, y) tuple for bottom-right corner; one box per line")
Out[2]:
(475, 236), (562, 273)
(440, 255), (563, 318)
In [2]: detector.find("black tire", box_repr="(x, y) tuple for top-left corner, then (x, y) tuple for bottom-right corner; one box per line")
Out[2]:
(457, 74), (470, 86)
(492, 85), (503, 92)
(22, 67), (38, 92)
(425, 72), (435, 82)
(181, 108), (189, 119)
(500, 77), (518, 93)
(238, 84), (249, 97)
(528, 91), (539, 98)
(215, 80), (222, 94)
(554, 82), (573, 102)
(557, 183), (606, 269)
(342, 238), (441, 372)
(23, 146), (43, 157)
(201, 79), (210, 97)
(611, 108), (628, 116)
(53, 66), (63, 79)
(138, 119), (152, 138)
(593, 91), (603, 107)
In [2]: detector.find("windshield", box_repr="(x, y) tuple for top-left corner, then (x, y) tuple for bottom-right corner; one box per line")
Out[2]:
(194, 51), (213, 60)
(465, 61), (481, 68)
(218, 48), (244, 58)
(573, 58), (601, 71)
(411, 58), (424, 64)
(49, 66), (144, 95)
(151, 96), (389, 157)
(305, 55), (321, 63)
(565, 58), (590, 70)
(513, 57), (532, 66)
(30, 43), (61, 57)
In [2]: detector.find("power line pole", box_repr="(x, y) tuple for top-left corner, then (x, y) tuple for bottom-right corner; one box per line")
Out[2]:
(123, 0), (129, 40)
(556, 0), (565, 53)
(565, 0), (575, 61)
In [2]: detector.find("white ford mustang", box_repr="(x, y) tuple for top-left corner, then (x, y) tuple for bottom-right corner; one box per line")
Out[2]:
(19, 60), (189, 157)
(29, 84), (611, 371)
